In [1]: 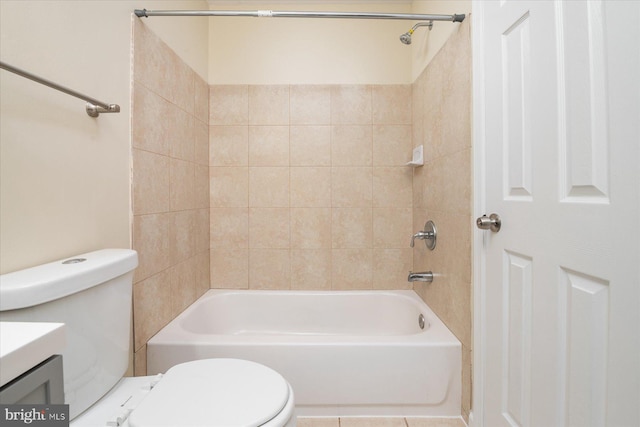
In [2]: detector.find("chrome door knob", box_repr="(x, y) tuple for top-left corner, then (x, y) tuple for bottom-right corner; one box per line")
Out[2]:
(476, 213), (501, 232)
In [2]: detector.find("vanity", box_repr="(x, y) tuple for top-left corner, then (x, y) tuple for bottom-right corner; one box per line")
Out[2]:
(0, 322), (65, 404)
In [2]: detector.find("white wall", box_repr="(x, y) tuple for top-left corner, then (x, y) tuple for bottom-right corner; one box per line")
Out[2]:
(0, 0), (208, 274)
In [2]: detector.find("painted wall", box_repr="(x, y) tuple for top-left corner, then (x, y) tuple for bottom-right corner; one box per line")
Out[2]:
(207, 0), (470, 85)
(0, 0), (208, 274)
(208, 1), (413, 84)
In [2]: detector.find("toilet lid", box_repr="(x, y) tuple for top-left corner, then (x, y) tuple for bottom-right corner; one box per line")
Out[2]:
(127, 359), (290, 427)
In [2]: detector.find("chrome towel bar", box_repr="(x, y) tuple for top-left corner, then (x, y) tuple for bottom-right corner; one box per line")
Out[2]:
(0, 61), (120, 118)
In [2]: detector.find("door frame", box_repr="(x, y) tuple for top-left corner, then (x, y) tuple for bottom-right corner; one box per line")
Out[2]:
(471, 1), (487, 426)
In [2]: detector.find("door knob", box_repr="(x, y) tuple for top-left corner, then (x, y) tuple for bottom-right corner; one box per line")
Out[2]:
(476, 213), (501, 232)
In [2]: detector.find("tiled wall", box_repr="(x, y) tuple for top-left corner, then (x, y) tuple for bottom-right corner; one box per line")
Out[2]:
(208, 85), (414, 290)
(411, 19), (472, 421)
(131, 19), (210, 375)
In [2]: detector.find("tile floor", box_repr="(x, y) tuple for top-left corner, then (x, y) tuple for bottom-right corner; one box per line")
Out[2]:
(297, 417), (467, 427)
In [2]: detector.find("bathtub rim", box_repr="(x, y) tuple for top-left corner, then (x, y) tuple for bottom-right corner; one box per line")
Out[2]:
(148, 289), (461, 346)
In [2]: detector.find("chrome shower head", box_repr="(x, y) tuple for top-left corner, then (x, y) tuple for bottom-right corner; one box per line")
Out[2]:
(399, 21), (433, 45)
(399, 32), (412, 45)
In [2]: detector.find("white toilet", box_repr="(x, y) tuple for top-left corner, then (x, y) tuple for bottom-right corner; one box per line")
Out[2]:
(0, 249), (296, 426)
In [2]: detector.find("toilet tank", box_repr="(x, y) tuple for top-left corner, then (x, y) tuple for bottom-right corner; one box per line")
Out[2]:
(0, 249), (138, 420)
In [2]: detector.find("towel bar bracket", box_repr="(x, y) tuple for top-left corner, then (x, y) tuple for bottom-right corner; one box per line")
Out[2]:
(86, 103), (121, 117)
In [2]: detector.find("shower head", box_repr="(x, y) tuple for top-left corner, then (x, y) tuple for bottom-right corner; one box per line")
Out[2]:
(399, 31), (413, 45)
(399, 21), (433, 45)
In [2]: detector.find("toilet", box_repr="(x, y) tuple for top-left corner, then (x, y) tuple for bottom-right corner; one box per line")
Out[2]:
(0, 249), (295, 426)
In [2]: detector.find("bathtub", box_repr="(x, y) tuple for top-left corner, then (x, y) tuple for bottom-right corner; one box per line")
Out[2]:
(146, 290), (461, 417)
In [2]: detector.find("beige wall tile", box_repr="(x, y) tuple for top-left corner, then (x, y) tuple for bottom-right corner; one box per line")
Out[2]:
(331, 208), (372, 249)
(291, 249), (332, 290)
(373, 125), (413, 166)
(249, 167), (289, 207)
(373, 167), (413, 208)
(210, 167), (248, 207)
(331, 249), (372, 290)
(164, 52), (195, 114)
(424, 149), (471, 215)
(412, 166), (427, 209)
(132, 83), (170, 156)
(372, 84), (412, 125)
(210, 208), (248, 248)
(132, 149), (170, 215)
(249, 85), (289, 125)
(168, 210), (195, 264)
(209, 126), (249, 166)
(133, 21), (163, 89)
(290, 85), (331, 125)
(168, 107), (195, 162)
(290, 167), (331, 207)
(290, 208), (331, 249)
(331, 167), (372, 207)
(331, 85), (372, 125)
(170, 158), (195, 211)
(373, 248), (413, 290)
(195, 164), (210, 210)
(195, 250), (210, 296)
(331, 125), (372, 166)
(194, 209), (209, 254)
(249, 208), (290, 248)
(290, 126), (331, 166)
(194, 120), (209, 166)
(170, 257), (197, 318)
(210, 85), (248, 125)
(133, 270), (172, 351)
(249, 249), (291, 289)
(133, 213), (170, 283)
(210, 248), (248, 289)
(194, 76), (209, 124)
(249, 126), (289, 166)
(373, 208), (413, 248)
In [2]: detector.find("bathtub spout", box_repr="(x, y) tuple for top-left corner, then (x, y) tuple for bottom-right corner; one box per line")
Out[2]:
(407, 271), (433, 283)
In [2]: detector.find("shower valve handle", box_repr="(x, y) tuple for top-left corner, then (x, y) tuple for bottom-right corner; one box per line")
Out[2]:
(410, 220), (437, 250)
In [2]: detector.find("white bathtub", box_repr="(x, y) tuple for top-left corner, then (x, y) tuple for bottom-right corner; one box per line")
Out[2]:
(147, 290), (461, 417)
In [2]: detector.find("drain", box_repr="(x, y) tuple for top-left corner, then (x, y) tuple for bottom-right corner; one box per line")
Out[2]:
(418, 314), (425, 329)
(62, 258), (86, 264)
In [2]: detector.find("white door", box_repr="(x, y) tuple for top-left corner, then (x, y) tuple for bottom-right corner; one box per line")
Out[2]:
(473, 1), (639, 426)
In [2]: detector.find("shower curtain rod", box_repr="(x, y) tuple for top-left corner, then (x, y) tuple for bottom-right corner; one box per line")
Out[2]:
(134, 9), (465, 23)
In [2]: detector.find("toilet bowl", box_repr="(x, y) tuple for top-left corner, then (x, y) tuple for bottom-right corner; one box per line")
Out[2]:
(0, 249), (296, 427)
(72, 359), (296, 427)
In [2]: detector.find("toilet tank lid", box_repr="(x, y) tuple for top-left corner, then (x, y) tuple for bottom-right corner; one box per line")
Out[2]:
(0, 249), (138, 311)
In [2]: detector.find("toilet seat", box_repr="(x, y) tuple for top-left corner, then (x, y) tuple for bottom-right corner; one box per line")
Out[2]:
(70, 359), (295, 427)
(128, 359), (291, 427)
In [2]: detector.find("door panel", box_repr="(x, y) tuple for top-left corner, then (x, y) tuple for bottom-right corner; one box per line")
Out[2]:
(474, 1), (639, 426)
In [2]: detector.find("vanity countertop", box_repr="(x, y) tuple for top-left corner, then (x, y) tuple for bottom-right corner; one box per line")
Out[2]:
(0, 321), (65, 387)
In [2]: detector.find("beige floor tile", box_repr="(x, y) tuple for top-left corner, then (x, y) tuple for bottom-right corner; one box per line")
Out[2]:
(405, 417), (466, 427)
(339, 418), (406, 427)
(296, 418), (340, 427)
